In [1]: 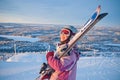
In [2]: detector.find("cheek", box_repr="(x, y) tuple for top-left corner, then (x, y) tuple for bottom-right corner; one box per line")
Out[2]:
(60, 35), (64, 40)
(60, 35), (68, 41)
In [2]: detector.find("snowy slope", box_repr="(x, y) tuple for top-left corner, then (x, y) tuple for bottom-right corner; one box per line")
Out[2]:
(0, 35), (39, 42)
(77, 57), (120, 80)
(0, 52), (120, 80)
(6, 52), (46, 62)
(0, 52), (47, 80)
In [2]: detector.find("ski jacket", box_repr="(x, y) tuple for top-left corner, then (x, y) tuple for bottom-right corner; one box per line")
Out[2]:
(47, 46), (80, 80)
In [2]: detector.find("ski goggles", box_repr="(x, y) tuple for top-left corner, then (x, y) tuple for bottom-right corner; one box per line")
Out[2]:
(60, 29), (71, 36)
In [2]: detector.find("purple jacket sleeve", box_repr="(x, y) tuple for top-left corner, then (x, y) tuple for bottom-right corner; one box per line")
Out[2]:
(47, 56), (63, 71)
(47, 48), (79, 72)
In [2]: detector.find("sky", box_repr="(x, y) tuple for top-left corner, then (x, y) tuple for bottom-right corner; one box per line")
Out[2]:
(0, 0), (120, 27)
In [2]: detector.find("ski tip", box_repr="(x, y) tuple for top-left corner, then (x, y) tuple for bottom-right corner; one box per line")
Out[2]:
(91, 5), (101, 20)
(98, 5), (101, 9)
(97, 13), (108, 20)
(97, 5), (101, 12)
(100, 13), (108, 17)
(104, 13), (108, 16)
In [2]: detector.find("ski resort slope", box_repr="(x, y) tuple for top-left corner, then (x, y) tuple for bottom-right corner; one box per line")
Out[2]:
(0, 52), (120, 80)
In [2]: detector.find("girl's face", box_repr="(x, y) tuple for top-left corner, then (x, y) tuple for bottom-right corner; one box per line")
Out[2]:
(60, 29), (70, 42)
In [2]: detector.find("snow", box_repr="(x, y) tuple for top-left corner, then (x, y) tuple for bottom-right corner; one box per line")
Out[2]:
(77, 57), (120, 80)
(0, 52), (47, 80)
(0, 62), (40, 80)
(6, 52), (46, 62)
(0, 35), (39, 42)
(0, 52), (120, 80)
(104, 43), (120, 47)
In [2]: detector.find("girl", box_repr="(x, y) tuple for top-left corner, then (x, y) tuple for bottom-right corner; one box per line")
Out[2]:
(45, 25), (80, 80)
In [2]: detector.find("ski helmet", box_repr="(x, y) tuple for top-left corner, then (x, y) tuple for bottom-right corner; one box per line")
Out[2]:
(63, 25), (77, 35)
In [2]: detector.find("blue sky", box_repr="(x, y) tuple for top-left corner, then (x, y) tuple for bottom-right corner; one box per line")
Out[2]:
(0, 0), (119, 27)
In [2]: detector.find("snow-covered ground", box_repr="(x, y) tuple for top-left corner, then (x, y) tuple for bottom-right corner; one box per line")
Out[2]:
(0, 35), (40, 42)
(0, 52), (120, 80)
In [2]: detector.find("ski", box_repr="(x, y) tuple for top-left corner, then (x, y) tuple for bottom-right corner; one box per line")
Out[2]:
(58, 5), (108, 58)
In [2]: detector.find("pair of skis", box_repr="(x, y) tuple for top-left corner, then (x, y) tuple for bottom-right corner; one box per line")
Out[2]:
(58, 5), (108, 58)
(36, 5), (108, 80)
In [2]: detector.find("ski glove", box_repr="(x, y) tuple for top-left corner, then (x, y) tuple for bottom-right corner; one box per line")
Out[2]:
(46, 51), (54, 60)
(55, 43), (69, 58)
(57, 43), (68, 53)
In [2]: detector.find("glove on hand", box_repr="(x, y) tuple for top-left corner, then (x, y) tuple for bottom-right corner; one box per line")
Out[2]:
(56, 43), (68, 54)
(55, 43), (68, 58)
(46, 51), (54, 60)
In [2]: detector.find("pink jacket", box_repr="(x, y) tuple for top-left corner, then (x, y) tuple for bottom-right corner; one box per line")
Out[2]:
(47, 47), (80, 80)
